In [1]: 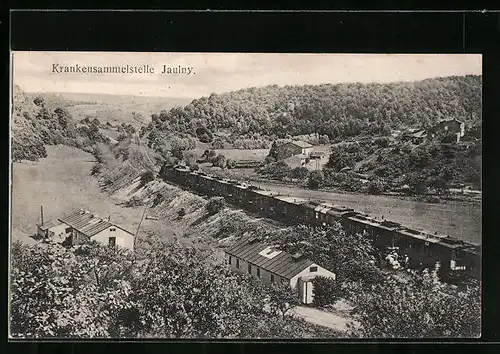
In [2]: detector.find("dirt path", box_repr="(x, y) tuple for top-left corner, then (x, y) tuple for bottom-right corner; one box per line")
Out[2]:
(11, 145), (177, 244)
(291, 306), (354, 333)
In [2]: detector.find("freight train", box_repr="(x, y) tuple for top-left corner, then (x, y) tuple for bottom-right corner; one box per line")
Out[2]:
(160, 164), (481, 280)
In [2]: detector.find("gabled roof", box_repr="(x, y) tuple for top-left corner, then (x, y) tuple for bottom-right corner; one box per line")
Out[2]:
(58, 209), (134, 237)
(403, 129), (427, 138)
(412, 130), (427, 138)
(438, 118), (464, 125)
(289, 140), (313, 148)
(225, 237), (316, 279)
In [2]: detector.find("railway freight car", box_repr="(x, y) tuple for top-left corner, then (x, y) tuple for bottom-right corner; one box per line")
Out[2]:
(159, 163), (480, 281)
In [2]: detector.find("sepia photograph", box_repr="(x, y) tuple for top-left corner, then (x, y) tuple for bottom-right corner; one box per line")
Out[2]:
(9, 52), (482, 339)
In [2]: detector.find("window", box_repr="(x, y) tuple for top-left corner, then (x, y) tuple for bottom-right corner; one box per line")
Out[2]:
(110, 228), (116, 232)
(310, 266), (318, 272)
(248, 264), (252, 274)
(65, 227), (72, 233)
(271, 274), (274, 283)
(109, 237), (116, 247)
(315, 212), (319, 219)
(257, 268), (261, 278)
(229, 256), (232, 265)
(236, 259), (240, 269)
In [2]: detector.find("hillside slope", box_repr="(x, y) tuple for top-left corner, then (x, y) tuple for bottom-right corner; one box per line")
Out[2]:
(11, 86), (111, 162)
(33, 92), (192, 128)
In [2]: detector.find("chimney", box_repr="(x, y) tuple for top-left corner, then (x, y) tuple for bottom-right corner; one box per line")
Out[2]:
(108, 216), (111, 222)
(292, 252), (304, 261)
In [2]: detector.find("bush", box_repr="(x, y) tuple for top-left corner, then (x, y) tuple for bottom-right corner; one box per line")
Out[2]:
(326, 146), (356, 171)
(93, 146), (103, 164)
(213, 154), (227, 169)
(140, 170), (155, 186)
(308, 171), (324, 189)
(374, 137), (391, 148)
(202, 149), (217, 161)
(126, 196), (144, 207)
(312, 276), (339, 307)
(33, 96), (45, 107)
(206, 197), (225, 215)
(152, 193), (164, 207)
(91, 163), (102, 176)
(226, 159), (236, 169)
(424, 195), (441, 204)
(318, 134), (330, 145)
(264, 156), (277, 165)
(177, 208), (186, 219)
(367, 179), (385, 195)
(196, 126), (214, 143)
(257, 161), (291, 180)
(183, 151), (198, 168)
(291, 166), (309, 180)
(211, 137), (225, 149)
(441, 132), (457, 144)
(117, 134), (128, 142)
(343, 177), (364, 192)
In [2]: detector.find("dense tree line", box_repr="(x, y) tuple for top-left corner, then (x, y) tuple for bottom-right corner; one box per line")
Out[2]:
(144, 76), (481, 149)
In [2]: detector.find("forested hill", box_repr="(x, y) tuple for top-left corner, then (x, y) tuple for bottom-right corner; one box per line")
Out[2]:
(146, 75), (481, 143)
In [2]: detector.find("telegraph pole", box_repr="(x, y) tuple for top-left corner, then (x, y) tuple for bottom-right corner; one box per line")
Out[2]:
(133, 206), (148, 250)
(40, 205), (44, 226)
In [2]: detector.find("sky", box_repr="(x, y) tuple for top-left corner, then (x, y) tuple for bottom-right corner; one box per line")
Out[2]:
(12, 52), (482, 99)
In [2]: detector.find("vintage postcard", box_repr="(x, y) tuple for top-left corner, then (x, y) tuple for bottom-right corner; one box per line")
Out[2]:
(9, 52), (481, 339)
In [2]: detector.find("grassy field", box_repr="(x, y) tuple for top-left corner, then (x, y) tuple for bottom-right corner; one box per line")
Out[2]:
(214, 148), (269, 161)
(10, 145), (178, 245)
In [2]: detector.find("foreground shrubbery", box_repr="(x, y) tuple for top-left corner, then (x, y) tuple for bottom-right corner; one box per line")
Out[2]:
(259, 222), (481, 338)
(348, 267), (481, 338)
(10, 240), (341, 339)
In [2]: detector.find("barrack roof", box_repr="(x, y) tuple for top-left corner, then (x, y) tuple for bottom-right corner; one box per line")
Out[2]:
(58, 209), (134, 237)
(225, 238), (316, 279)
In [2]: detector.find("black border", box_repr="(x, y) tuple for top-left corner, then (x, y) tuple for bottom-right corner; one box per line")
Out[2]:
(6, 9), (500, 352)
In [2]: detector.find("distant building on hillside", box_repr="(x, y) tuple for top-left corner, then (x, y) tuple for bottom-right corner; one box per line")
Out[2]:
(429, 118), (466, 143)
(225, 237), (336, 304)
(37, 209), (135, 250)
(309, 151), (326, 160)
(276, 140), (314, 160)
(401, 129), (427, 144)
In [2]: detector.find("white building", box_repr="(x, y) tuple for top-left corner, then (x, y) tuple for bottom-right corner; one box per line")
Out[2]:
(38, 209), (135, 250)
(37, 220), (70, 243)
(225, 237), (336, 304)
